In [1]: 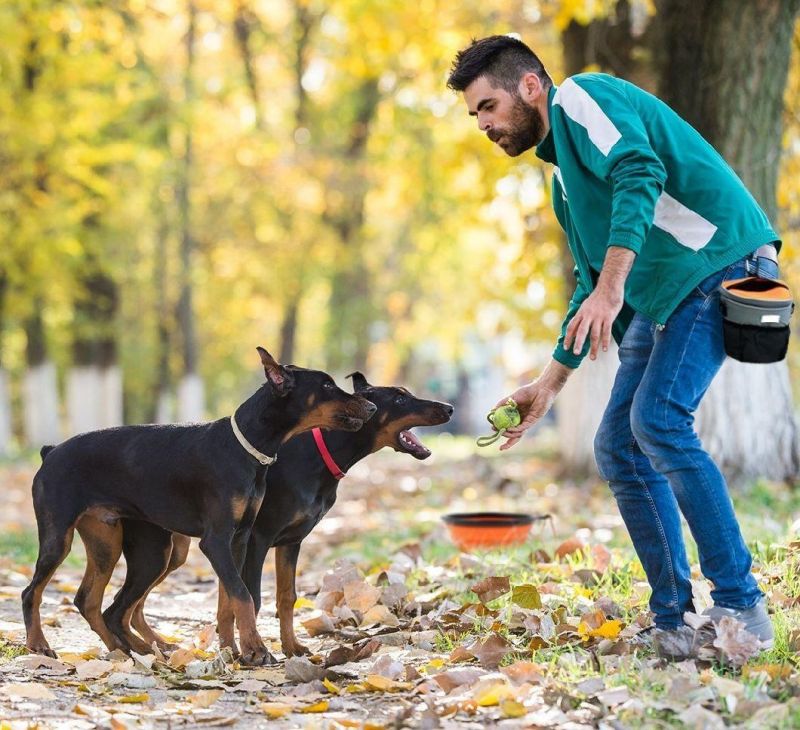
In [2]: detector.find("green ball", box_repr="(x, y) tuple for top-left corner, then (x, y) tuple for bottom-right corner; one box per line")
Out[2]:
(488, 400), (521, 430)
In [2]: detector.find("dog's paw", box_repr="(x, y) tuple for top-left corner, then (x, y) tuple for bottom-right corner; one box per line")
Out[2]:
(27, 642), (57, 659)
(239, 644), (277, 666)
(282, 640), (311, 657)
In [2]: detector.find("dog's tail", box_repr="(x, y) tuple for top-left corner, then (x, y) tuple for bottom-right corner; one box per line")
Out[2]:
(40, 445), (56, 461)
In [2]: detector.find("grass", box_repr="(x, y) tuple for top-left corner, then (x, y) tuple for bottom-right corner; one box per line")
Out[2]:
(0, 528), (86, 569)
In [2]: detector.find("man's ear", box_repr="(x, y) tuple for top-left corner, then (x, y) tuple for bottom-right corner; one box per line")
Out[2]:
(346, 371), (372, 393)
(519, 71), (542, 102)
(257, 346), (295, 396)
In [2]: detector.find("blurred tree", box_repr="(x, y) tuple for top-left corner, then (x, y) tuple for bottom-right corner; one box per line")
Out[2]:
(653, 0), (800, 483)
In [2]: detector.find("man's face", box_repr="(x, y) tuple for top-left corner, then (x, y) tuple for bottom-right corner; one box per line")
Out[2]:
(464, 75), (545, 157)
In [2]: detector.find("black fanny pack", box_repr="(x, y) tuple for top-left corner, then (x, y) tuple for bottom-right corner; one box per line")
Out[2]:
(719, 277), (794, 363)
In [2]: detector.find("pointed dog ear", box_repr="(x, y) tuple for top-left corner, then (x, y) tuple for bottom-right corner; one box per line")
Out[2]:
(346, 371), (371, 393)
(257, 347), (295, 396)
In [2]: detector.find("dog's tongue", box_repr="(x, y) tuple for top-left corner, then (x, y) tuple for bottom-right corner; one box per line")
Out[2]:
(400, 429), (430, 455)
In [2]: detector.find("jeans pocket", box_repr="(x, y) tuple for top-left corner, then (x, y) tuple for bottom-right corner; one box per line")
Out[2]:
(693, 262), (739, 299)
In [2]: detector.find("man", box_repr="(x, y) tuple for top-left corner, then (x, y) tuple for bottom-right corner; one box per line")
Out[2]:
(447, 35), (778, 657)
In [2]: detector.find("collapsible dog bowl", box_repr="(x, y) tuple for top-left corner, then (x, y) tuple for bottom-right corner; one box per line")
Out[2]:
(442, 512), (547, 551)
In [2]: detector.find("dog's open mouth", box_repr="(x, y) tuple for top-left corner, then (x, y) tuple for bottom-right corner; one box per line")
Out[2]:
(397, 428), (431, 460)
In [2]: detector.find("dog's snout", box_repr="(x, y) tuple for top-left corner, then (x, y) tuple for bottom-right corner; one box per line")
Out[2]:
(442, 403), (454, 417)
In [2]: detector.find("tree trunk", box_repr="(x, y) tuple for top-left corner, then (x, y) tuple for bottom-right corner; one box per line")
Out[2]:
(68, 267), (121, 435)
(176, 0), (204, 422)
(653, 0), (800, 484)
(0, 273), (11, 455)
(324, 78), (380, 374)
(24, 303), (61, 446)
(152, 216), (174, 423)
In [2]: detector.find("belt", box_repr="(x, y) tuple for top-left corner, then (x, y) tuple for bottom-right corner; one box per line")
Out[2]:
(752, 243), (778, 264)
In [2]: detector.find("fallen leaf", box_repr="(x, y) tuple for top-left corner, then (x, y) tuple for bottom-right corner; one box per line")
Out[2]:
(0, 682), (57, 700)
(168, 648), (196, 670)
(229, 678), (267, 693)
(578, 618), (623, 641)
(191, 689), (223, 708)
(433, 668), (487, 692)
(301, 611), (337, 637)
(325, 638), (381, 667)
(195, 624), (217, 650)
(501, 698), (528, 717)
(343, 580), (382, 613)
(116, 693), (150, 704)
(284, 655), (325, 682)
(294, 597), (315, 610)
(323, 677), (341, 695)
(360, 604), (400, 628)
(501, 660), (543, 685)
(591, 544), (612, 572)
(713, 616), (762, 666)
(468, 633), (513, 669)
(261, 702), (294, 718)
(473, 681), (515, 706)
(364, 674), (413, 692)
(555, 537), (585, 560)
(511, 584), (542, 609)
(75, 659), (115, 680)
(300, 699), (330, 713)
(470, 576), (510, 604)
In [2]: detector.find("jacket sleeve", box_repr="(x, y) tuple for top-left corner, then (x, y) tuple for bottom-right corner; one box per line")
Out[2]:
(552, 268), (591, 369)
(553, 74), (667, 254)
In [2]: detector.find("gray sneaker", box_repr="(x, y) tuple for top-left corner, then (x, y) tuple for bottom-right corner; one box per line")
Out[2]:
(703, 598), (774, 649)
(652, 625), (698, 661)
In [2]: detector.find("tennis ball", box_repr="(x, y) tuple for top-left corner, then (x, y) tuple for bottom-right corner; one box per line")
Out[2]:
(488, 399), (521, 431)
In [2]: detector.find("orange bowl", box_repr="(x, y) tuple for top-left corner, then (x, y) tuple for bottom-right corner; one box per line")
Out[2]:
(442, 512), (547, 551)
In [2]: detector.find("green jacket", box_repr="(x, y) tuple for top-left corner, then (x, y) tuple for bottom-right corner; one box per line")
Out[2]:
(534, 74), (779, 368)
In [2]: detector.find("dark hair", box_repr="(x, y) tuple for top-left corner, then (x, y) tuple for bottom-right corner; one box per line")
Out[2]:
(447, 35), (552, 94)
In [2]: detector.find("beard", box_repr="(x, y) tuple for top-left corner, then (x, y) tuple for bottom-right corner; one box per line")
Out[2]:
(488, 95), (545, 157)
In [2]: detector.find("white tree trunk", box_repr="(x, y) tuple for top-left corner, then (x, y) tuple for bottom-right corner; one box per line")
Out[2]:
(24, 361), (61, 447)
(100, 366), (123, 428)
(67, 366), (125, 435)
(177, 373), (204, 423)
(67, 366), (103, 436)
(0, 369), (13, 455)
(698, 359), (799, 484)
(155, 389), (175, 424)
(556, 343), (619, 474)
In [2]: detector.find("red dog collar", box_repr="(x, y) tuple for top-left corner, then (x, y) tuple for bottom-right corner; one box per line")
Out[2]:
(312, 428), (345, 480)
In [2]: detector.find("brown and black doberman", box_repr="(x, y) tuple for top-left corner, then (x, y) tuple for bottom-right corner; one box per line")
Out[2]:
(73, 373), (452, 662)
(22, 348), (376, 665)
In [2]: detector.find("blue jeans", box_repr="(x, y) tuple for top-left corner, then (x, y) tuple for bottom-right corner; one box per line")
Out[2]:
(594, 251), (777, 628)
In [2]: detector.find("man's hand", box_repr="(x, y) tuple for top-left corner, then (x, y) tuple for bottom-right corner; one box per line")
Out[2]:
(493, 360), (572, 451)
(563, 286), (623, 359)
(563, 246), (635, 360)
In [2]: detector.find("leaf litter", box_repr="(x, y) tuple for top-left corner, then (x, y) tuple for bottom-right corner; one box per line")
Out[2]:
(0, 445), (799, 727)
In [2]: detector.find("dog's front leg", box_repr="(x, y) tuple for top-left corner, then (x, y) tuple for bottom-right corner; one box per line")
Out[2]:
(200, 531), (273, 666)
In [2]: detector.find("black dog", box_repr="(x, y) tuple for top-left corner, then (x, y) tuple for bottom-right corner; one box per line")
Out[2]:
(22, 348), (375, 665)
(76, 373), (452, 661)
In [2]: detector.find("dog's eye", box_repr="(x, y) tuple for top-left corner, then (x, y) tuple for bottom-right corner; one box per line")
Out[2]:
(323, 381), (334, 390)
(394, 395), (406, 405)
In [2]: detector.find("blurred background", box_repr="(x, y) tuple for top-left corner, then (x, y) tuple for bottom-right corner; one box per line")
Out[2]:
(1, 0), (799, 485)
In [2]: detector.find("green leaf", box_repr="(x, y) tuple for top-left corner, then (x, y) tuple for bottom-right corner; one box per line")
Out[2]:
(511, 584), (542, 610)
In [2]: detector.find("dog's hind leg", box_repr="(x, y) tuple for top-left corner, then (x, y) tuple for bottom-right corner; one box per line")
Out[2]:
(128, 532), (191, 652)
(74, 515), (126, 652)
(22, 518), (76, 658)
(276, 543), (309, 657)
(103, 520), (174, 655)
